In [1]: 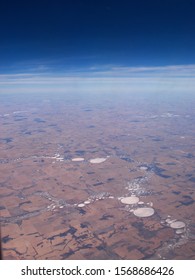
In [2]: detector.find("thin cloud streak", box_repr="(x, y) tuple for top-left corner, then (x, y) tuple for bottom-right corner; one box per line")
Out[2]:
(2, 63), (195, 77)
(1, 64), (195, 94)
(91, 64), (195, 77)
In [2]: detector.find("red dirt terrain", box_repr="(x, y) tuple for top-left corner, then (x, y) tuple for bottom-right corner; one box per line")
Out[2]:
(0, 92), (195, 259)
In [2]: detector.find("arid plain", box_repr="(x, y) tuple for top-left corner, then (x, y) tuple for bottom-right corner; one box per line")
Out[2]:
(0, 92), (195, 259)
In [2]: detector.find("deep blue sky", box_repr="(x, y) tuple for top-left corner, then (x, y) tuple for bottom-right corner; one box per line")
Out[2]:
(1, 0), (195, 73)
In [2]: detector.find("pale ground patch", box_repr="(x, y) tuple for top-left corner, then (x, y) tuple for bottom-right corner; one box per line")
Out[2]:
(170, 221), (185, 229)
(89, 157), (107, 164)
(77, 203), (85, 208)
(133, 207), (155, 217)
(72, 157), (85, 162)
(120, 196), (139, 205)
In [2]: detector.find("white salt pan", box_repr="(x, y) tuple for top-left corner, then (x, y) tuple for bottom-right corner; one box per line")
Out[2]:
(121, 196), (139, 205)
(176, 229), (185, 234)
(140, 166), (148, 171)
(89, 158), (107, 164)
(72, 157), (85, 162)
(84, 201), (91, 204)
(77, 203), (85, 208)
(133, 207), (154, 217)
(166, 218), (177, 224)
(170, 221), (185, 229)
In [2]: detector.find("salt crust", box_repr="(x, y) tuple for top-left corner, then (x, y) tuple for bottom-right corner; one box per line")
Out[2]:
(89, 158), (107, 164)
(176, 229), (185, 234)
(133, 207), (155, 217)
(77, 203), (85, 208)
(166, 218), (177, 224)
(121, 196), (139, 205)
(138, 201), (144, 205)
(84, 201), (91, 204)
(170, 221), (185, 229)
(140, 166), (148, 171)
(72, 157), (85, 162)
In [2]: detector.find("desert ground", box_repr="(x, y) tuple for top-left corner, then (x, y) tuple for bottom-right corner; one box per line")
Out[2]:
(0, 92), (195, 259)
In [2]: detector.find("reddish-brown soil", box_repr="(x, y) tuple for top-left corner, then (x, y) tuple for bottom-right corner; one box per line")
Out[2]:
(0, 92), (195, 259)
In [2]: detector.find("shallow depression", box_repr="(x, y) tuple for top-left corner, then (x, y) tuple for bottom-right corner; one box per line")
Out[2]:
(72, 157), (85, 162)
(120, 196), (139, 205)
(89, 158), (107, 164)
(170, 221), (185, 229)
(133, 207), (155, 217)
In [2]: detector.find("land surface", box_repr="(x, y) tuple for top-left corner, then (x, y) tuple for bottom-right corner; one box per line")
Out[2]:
(0, 92), (195, 259)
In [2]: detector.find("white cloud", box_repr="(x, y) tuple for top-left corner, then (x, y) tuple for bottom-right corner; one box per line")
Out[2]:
(1, 64), (195, 94)
(90, 64), (195, 77)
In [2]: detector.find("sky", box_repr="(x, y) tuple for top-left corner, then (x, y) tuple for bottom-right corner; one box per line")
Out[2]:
(1, 0), (195, 93)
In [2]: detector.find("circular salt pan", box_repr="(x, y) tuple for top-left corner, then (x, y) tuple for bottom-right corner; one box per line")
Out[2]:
(133, 207), (155, 217)
(84, 200), (91, 204)
(72, 157), (85, 162)
(170, 221), (185, 229)
(77, 203), (85, 208)
(121, 196), (139, 205)
(89, 158), (107, 164)
(176, 229), (184, 234)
